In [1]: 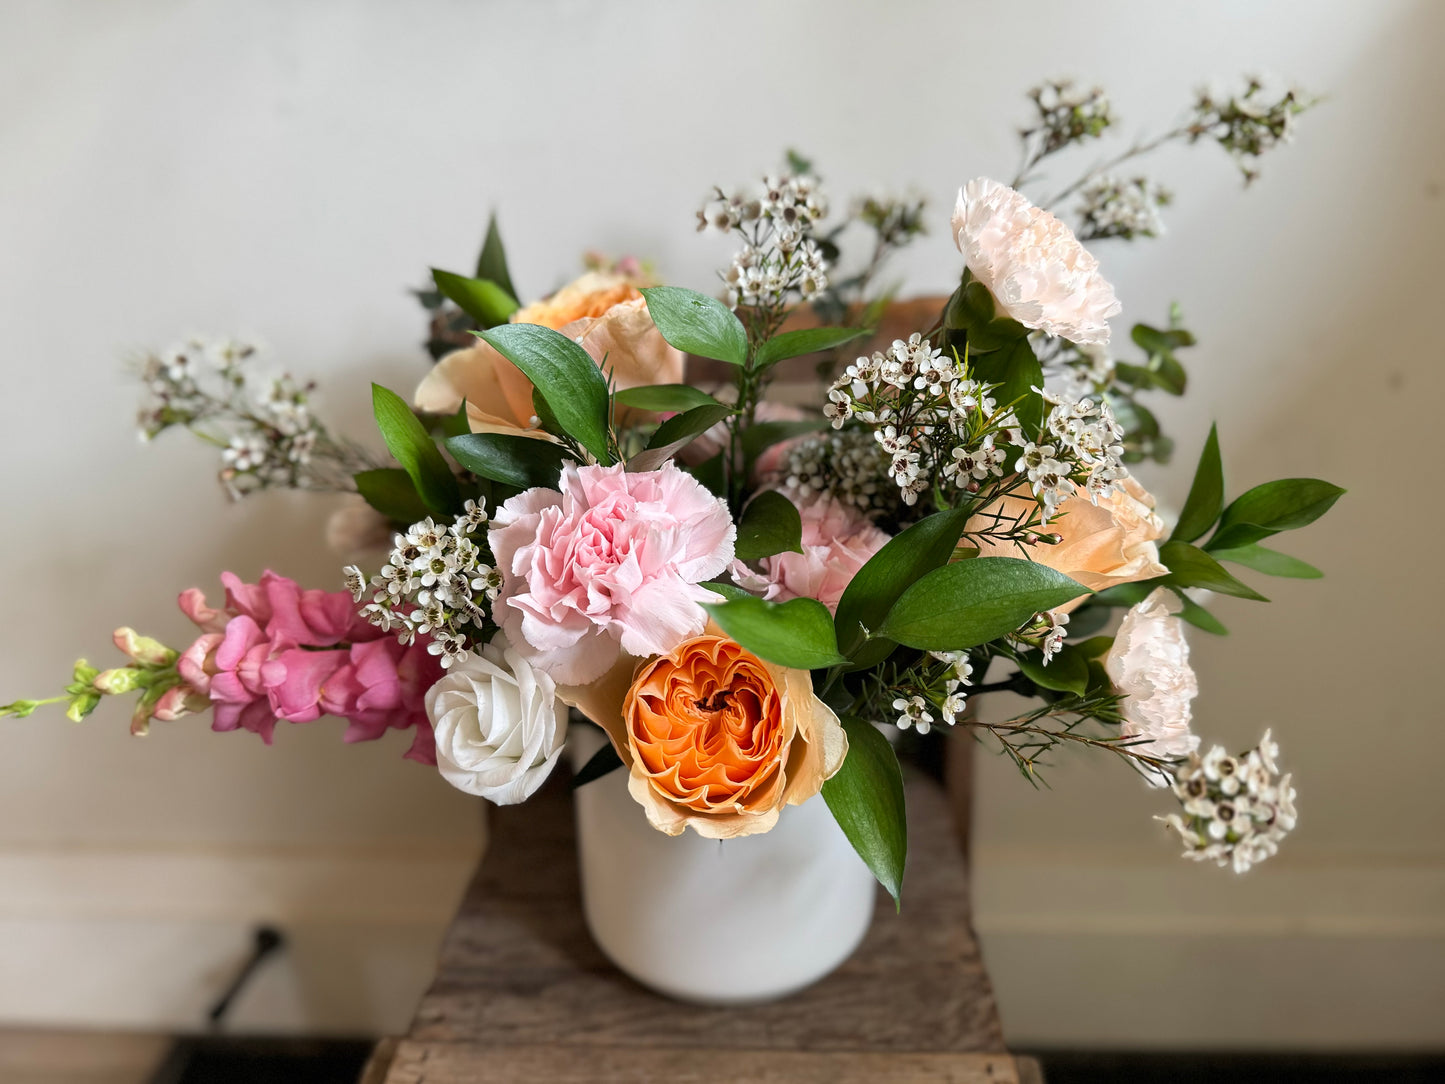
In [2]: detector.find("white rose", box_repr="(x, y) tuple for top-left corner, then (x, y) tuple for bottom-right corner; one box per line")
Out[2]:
(425, 638), (567, 804)
(1104, 587), (1201, 773)
(951, 177), (1121, 346)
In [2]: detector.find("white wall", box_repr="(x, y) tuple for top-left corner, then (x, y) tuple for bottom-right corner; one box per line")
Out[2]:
(1, 0), (1440, 1046)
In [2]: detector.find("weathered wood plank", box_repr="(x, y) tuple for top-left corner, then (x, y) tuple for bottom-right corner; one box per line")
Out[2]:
(405, 769), (1005, 1055)
(383, 1040), (1033, 1084)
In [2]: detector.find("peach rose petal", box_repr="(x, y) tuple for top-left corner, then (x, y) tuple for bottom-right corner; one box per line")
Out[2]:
(558, 625), (846, 840)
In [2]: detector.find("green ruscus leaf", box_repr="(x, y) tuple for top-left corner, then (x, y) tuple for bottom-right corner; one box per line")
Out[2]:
(431, 268), (519, 328)
(371, 384), (462, 516)
(834, 507), (972, 662)
(701, 595), (849, 670)
(1206, 478), (1346, 551)
(734, 490), (804, 562)
(353, 467), (431, 524)
(1171, 423), (1224, 543)
(639, 286), (748, 365)
(445, 432), (574, 491)
(1159, 540), (1268, 602)
(822, 716), (908, 908)
(754, 326), (872, 370)
(876, 557), (1089, 652)
(476, 323), (614, 464)
(474, 212), (517, 302)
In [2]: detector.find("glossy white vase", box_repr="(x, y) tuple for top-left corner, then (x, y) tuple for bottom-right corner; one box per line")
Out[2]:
(569, 728), (877, 1004)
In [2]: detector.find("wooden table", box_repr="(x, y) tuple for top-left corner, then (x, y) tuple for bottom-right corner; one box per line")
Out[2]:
(365, 769), (1040, 1083)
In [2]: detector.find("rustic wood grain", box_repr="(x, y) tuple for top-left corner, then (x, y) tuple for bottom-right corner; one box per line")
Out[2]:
(376, 768), (1021, 1082)
(383, 1041), (1035, 1083)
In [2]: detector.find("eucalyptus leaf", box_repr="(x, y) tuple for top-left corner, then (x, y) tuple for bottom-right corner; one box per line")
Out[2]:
(877, 558), (1089, 651)
(1159, 540), (1268, 602)
(431, 268), (519, 328)
(834, 508), (972, 661)
(445, 432), (573, 490)
(1210, 543), (1323, 579)
(702, 595), (849, 670)
(755, 326), (871, 369)
(1171, 423), (1224, 543)
(371, 384), (462, 515)
(735, 490), (803, 562)
(354, 468), (431, 524)
(639, 286), (748, 365)
(821, 716), (907, 908)
(477, 324), (614, 464)
(612, 384), (725, 413)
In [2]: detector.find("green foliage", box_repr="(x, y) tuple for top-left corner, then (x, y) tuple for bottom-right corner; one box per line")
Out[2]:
(943, 276), (1029, 353)
(628, 403), (736, 472)
(371, 384), (462, 515)
(431, 268), (519, 329)
(754, 326), (871, 370)
(1016, 646), (1089, 695)
(735, 490), (803, 562)
(1125, 320), (1194, 395)
(639, 286), (748, 365)
(1210, 543), (1322, 579)
(971, 337), (1045, 433)
(1159, 540), (1268, 601)
(834, 508), (972, 663)
(1171, 423), (1224, 543)
(702, 595), (850, 670)
(572, 741), (623, 788)
(877, 558), (1089, 651)
(474, 212), (517, 302)
(611, 384), (726, 413)
(476, 324), (614, 465)
(1205, 478), (1345, 551)
(821, 716), (908, 907)
(354, 467), (431, 524)
(445, 432), (573, 491)
(739, 418), (829, 471)
(1175, 590), (1228, 634)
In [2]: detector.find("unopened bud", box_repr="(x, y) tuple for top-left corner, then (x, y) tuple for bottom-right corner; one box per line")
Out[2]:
(66, 693), (102, 723)
(113, 628), (177, 667)
(1040, 532), (1063, 545)
(93, 667), (146, 695)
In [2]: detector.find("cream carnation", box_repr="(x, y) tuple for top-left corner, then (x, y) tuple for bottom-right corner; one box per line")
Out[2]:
(425, 637), (566, 805)
(488, 461), (736, 685)
(1104, 587), (1200, 769)
(951, 178), (1121, 346)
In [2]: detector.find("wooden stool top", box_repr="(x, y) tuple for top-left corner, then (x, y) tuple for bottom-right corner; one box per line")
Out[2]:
(368, 769), (1041, 1083)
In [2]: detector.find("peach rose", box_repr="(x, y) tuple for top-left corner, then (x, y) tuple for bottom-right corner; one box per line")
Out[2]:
(415, 272), (684, 435)
(968, 476), (1168, 612)
(560, 628), (847, 840)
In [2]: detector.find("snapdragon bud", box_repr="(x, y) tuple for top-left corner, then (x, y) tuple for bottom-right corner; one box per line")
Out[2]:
(112, 627), (177, 667)
(93, 667), (146, 695)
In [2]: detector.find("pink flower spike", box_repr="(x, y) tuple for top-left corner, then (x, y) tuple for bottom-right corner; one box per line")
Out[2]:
(260, 647), (347, 723)
(177, 632), (224, 695)
(178, 588), (228, 634)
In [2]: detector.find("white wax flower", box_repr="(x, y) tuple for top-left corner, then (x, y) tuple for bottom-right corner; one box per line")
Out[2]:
(425, 637), (566, 805)
(1105, 587), (1201, 769)
(951, 177), (1121, 346)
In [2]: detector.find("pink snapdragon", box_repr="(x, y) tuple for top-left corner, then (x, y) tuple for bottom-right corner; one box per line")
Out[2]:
(175, 571), (440, 762)
(731, 495), (890, 614)
(488, 461), (736, 684)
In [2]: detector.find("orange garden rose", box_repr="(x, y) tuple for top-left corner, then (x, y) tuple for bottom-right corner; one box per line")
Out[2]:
(414, 271), (683, 436)
(967, 476), (1169, 612)
(561, 629), (847, 839)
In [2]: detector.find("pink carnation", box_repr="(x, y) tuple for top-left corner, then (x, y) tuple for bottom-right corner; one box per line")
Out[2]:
(731, 495), (889, 615)
(488, 461), (736, 684)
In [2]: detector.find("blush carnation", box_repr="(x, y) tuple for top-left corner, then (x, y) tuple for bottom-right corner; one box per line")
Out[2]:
(488, 461), (736, 685)
(1105, 587), (1201, 768)
(731, 495), (889, 614)
(952, 177), (1121, 346)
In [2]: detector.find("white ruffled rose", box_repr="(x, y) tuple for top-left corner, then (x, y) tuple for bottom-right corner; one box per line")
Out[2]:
(952, 177), (1121, 346)
(1104, 587), (1201, 772)
(425, 637), (566, 804)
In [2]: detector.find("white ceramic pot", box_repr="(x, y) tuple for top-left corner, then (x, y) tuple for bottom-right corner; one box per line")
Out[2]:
(569, 727), (877, 1004)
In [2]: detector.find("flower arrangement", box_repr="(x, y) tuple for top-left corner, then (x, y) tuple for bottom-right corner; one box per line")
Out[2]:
(6, 78), (1337, 898)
